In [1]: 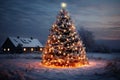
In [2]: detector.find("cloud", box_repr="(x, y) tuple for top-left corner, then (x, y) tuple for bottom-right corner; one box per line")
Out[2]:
(109, 27), (120, 30)
(0, 0), (120, 46)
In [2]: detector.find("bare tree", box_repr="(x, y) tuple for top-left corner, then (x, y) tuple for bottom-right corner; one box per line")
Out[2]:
(78, 27), (95, 51)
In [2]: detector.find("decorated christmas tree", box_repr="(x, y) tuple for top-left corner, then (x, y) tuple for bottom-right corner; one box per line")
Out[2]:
(42, 3), (89, 68)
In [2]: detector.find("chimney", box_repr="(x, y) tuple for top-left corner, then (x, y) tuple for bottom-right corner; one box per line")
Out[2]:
(17, 36), (20, 39)
(30, 37), (33, 40)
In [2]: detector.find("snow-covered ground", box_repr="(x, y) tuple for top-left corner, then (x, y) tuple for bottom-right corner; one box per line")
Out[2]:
(0, 52), (120, 80)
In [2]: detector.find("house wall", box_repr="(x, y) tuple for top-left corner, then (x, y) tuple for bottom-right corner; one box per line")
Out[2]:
(1, 38), (16, 53)
(22, 47), (43, 53)
(1, 46), (43, 53)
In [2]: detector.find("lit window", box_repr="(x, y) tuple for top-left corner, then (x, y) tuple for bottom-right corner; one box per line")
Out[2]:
(40, 48), (42, 51)
(4, 48), (6, 51)
(7, 48), (10, 51)
(23, 48), (26, 51)
(31, 48), (34, 51)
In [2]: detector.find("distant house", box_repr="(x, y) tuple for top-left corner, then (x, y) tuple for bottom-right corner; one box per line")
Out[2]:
(1, 37), (43, 53)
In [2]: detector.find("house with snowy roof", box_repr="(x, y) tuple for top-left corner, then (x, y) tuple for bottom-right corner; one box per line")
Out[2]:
(1, 36), (43, 53)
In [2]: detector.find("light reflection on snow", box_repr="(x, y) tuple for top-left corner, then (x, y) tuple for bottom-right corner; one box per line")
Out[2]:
(40, 60), (105, 69)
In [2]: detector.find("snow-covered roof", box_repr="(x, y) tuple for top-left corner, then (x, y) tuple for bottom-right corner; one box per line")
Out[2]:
(8, 37), (43, 47)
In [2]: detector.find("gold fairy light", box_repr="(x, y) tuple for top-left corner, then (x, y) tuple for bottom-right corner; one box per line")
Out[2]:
(64, 30), (66, 32)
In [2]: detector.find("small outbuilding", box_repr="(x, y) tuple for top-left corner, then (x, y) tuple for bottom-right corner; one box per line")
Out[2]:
(1, 37), (43, 53)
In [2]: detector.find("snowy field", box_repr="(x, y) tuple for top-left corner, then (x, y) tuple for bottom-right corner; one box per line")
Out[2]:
(0, 52), (120, 80)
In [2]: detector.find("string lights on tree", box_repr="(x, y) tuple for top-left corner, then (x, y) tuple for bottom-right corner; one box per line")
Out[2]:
(42, 2), (89, 68)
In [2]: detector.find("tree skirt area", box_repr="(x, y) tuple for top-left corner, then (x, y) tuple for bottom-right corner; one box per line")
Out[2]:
(0, 59), (116, 80)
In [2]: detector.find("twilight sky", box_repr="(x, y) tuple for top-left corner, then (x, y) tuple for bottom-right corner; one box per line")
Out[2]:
(0, 0), (120, 47)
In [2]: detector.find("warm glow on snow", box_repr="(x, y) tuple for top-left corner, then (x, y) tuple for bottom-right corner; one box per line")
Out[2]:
(42, 59), (89, 68)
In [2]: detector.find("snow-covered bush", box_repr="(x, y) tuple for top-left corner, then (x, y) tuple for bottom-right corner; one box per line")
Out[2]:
(0, 69), (35, 80)
(104, 60), (120, 79)
(105, 61), (120, 74)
